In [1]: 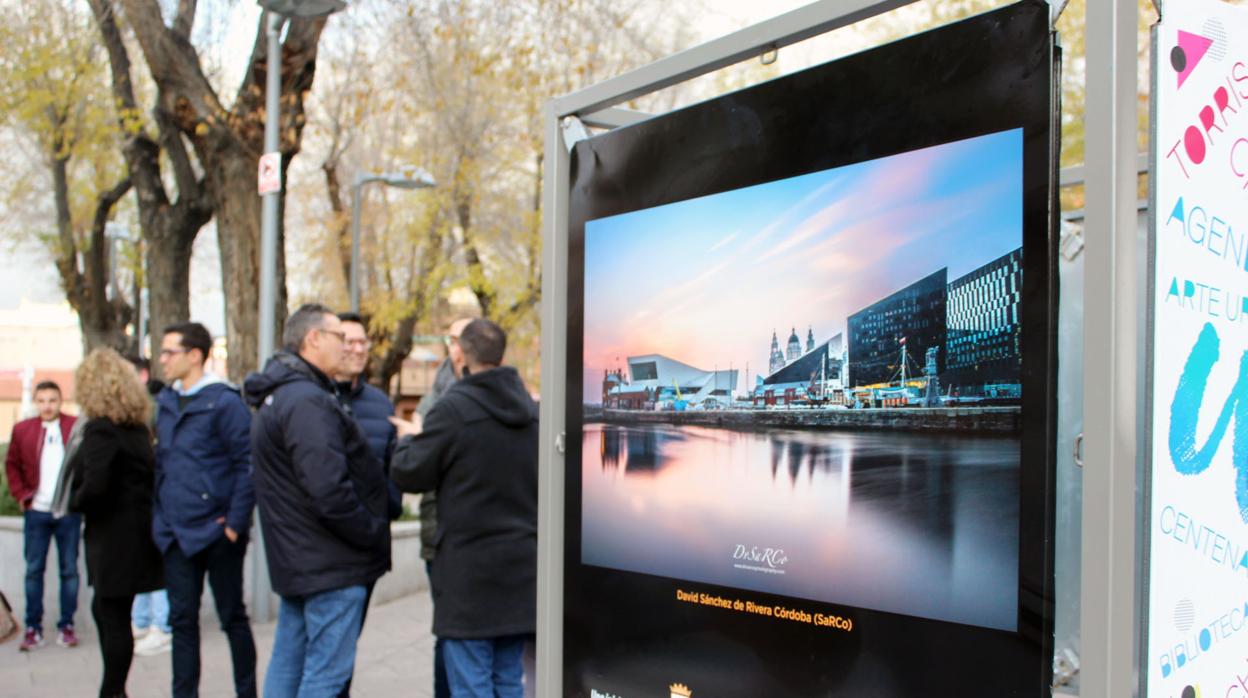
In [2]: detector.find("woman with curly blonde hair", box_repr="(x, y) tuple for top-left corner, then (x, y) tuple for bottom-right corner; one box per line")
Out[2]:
(67, 348), (163, 698)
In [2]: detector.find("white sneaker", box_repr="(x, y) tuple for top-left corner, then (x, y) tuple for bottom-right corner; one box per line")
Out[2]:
(132, 624), (149, 640)
(133, 627), (172, 656)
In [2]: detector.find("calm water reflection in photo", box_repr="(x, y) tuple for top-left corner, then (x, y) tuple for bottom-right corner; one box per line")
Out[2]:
(581, 422), (1020, 631)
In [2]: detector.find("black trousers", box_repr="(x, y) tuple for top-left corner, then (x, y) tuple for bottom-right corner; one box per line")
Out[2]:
(92, 593), (135, 698)
(165, 537), (257, 698)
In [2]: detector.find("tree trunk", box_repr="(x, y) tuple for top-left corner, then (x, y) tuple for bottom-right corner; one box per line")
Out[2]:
(119, 0), (324, 380)
(49, 147), (133, 355)
(144, 233), (194, 359)
(322, 159), (352, 290)
(375, 314), (418, 396)
(203, 145), (287, 382)
(373, 218), (447, 393)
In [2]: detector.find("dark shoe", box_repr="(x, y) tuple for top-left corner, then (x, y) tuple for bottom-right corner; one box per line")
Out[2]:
(57, 625), (78, 648)
(19, 627), (43, 651)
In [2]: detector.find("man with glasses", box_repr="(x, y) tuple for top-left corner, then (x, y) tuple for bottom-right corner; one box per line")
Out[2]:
(413, 317), (471, 698)
(334, 313), (398, 488)
(154, 322), (257, 697)
(332, 312), (401, 697)
(244, 304), (391, 697)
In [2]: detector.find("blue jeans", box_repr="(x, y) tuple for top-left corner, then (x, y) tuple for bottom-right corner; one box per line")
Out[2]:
(442, 635), (526, 698)
(23, 510), (81, 631)
(264, 585), (368, 698)
(132, 589), (170, 633)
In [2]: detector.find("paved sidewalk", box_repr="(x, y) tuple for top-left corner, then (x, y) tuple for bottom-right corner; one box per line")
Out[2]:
(2, 591), (435, 697)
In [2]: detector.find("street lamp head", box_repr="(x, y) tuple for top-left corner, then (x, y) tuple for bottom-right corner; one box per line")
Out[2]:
(104, 222), (134, 242)
(356, 166), (437, 190)
(383, 167), (436, 190)
(257, 0), (346, 18)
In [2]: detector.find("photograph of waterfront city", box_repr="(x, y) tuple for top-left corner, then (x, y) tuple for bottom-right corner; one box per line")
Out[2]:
(580, 128), (1026, 631)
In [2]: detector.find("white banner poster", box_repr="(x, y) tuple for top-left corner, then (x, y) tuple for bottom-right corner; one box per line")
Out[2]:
(1148, 1), (1248, 696)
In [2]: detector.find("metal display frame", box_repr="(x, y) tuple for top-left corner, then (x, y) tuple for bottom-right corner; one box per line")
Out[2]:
(537, 1), (1142, 694)
(1081, 1), (1144, 697)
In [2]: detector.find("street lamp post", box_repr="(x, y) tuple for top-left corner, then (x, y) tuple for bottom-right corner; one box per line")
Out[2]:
(349, 168), (436, 313)
(254, 0), (348, 625)
(257, 0), (348, 369)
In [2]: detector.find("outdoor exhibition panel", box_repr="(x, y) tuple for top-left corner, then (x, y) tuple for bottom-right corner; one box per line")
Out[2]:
(1145, 1), (1248, 696)
(561, 2), (1057, 696)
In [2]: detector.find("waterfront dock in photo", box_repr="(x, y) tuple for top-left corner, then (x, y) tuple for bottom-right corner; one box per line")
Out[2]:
(585, 406), (1021, 434)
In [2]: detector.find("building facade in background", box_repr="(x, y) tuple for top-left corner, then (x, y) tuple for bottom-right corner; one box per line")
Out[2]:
(0, 300), (83, 436)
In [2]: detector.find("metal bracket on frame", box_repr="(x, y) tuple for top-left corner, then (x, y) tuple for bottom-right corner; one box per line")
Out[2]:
(561, 117), (589, 154)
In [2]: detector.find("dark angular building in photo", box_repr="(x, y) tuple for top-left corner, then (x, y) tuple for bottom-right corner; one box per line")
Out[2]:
(847, 269), (948, 387)
(944, 248), (1023, 390)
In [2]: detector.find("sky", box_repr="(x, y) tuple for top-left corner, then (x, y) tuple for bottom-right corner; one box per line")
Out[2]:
(582, 128), (1024, 403)
(0, 0), (974, 343)
(0, 1), (792, 327)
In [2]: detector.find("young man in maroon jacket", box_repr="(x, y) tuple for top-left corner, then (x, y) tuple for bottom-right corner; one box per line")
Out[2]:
(4, 380), (80, 651)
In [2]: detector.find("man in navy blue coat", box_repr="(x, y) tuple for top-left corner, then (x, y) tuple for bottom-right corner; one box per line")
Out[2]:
(334, 313), (397, 477)
(154, 322), (257, 698)
(331, 312), (400, 698)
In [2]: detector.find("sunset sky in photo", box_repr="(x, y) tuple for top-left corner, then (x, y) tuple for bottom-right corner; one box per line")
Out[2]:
(582, 128), (1024, 403)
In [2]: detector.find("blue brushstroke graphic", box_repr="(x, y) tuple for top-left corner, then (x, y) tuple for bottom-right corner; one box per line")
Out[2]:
(1169, 322), (1248, 522)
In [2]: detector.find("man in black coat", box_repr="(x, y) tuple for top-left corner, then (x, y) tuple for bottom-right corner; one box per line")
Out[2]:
(412, 316), (471, 698)
(390, 318), (538, 698)
(243, 304), (391, 697)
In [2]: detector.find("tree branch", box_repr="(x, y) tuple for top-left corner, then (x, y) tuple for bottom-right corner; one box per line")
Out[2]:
(172, 0), (196, 41)
(88, 0), (170, 216)
(85, 176), (133, 314)
(234, 14), (328, 154)
(455, 181), (496, 319)
(322, 159), (351, 286)
(119, 0), (225, 136)
(155, 107), (198, 203)
(49, 153), (82, 308)
(86, 0), (137, 112)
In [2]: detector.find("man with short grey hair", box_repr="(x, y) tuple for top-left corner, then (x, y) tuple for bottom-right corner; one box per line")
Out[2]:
(244, 303), (391, 697)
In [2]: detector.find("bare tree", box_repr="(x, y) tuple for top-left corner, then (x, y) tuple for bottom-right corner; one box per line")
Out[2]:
(0, 0), (134, 353)
(87, 0), (213, 370)
(289, 0), (695, 389)
(120, 0), (331, 380)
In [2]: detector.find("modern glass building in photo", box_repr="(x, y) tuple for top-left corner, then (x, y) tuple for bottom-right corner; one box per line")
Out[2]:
(846, 269), (948, 387)
(944, 248), (1023, 390)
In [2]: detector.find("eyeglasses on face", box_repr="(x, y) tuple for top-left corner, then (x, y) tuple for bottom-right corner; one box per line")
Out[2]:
(345, 338), (372, 349)
(159, 348), (188, 358)
(318, 328), (347, 343)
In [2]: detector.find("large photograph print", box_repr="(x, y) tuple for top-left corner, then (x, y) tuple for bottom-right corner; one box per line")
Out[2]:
(563, 2), (1055, 696)
(581, 128), (1025, 632)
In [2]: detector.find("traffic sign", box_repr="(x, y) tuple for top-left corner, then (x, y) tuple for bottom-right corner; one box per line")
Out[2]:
(258, 152), (281, 195)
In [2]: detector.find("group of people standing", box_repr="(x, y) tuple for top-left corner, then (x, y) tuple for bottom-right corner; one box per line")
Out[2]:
(5, 305), (539, 698)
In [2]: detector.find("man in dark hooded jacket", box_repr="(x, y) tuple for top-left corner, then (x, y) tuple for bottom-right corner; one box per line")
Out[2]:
(389, 318), (538, 698)
(243, 303), (391, 697)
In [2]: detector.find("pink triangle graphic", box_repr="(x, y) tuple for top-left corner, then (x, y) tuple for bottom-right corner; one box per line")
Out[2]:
(1176, 30), (1213, 89)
